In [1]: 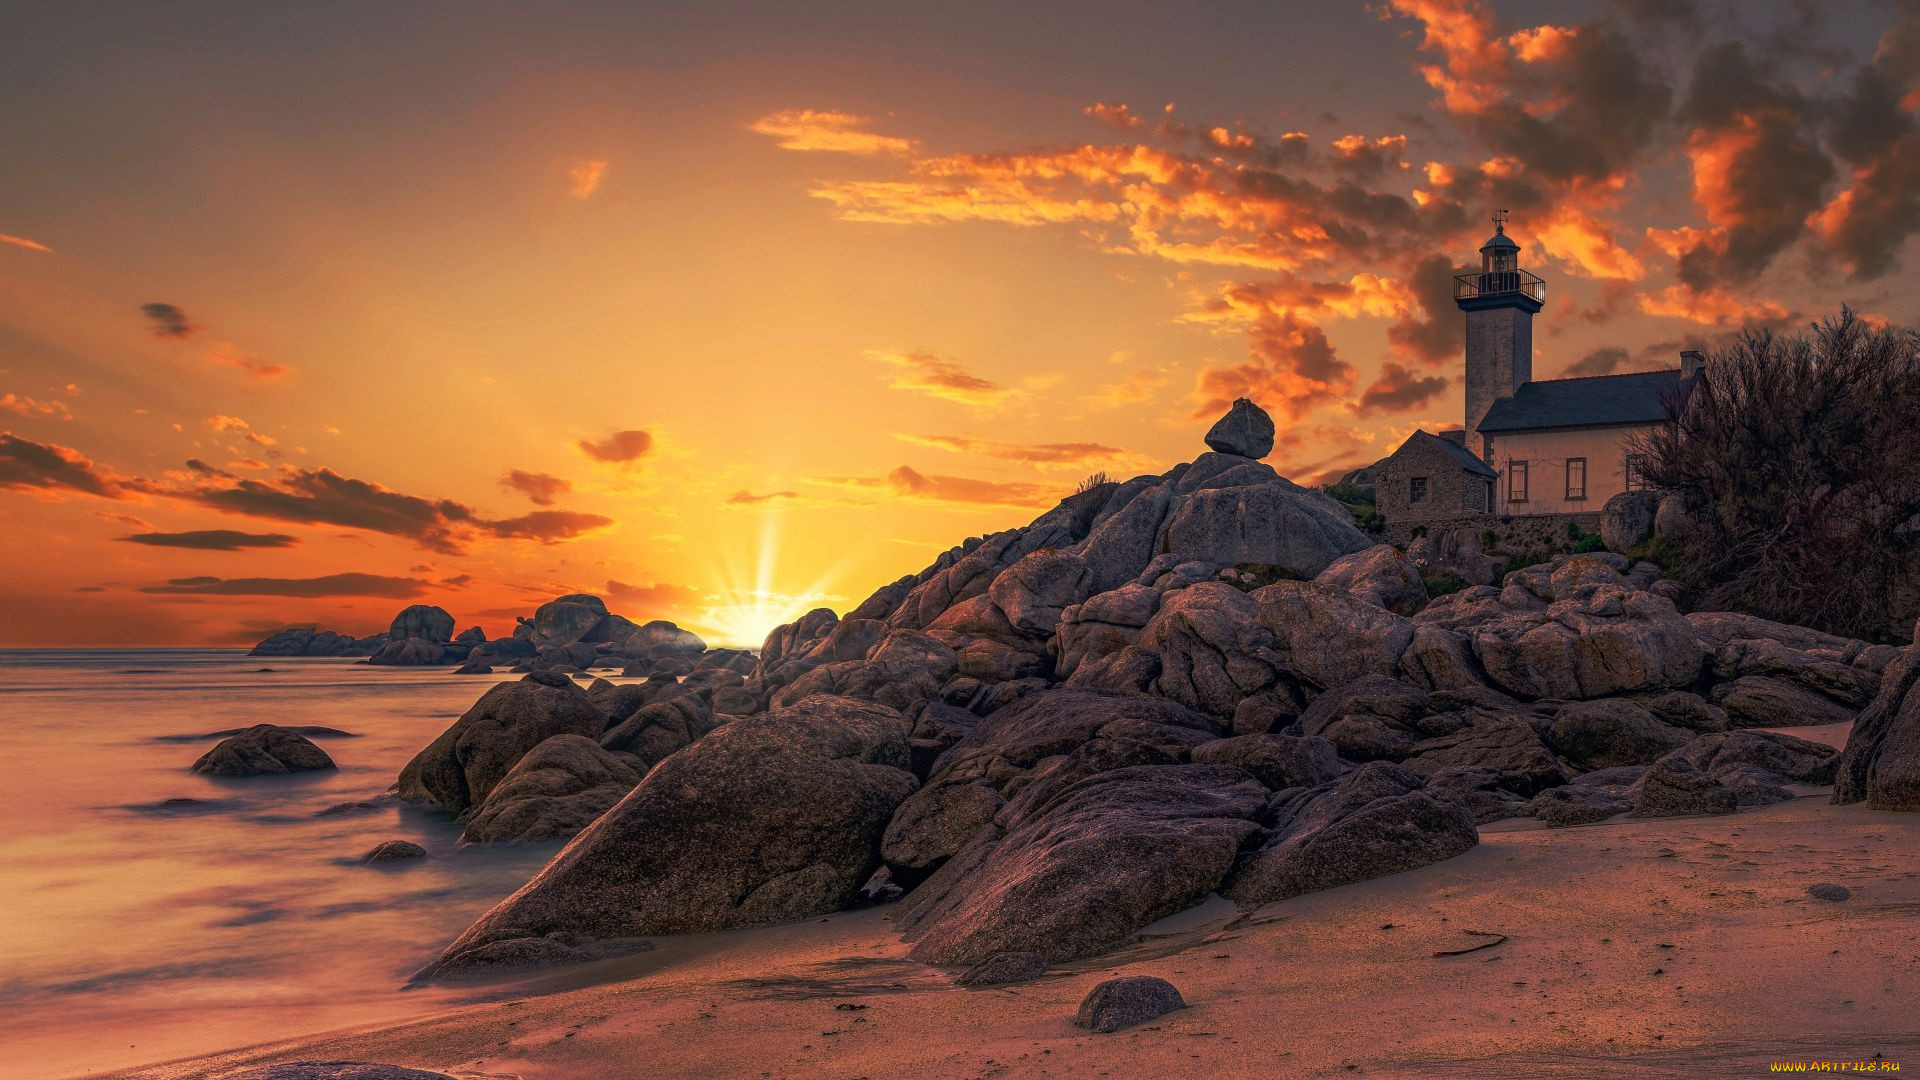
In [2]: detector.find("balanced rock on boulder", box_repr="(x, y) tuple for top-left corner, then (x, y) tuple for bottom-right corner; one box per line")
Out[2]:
(192, 724), (336, 776)
(1203, 397), (1275, 459)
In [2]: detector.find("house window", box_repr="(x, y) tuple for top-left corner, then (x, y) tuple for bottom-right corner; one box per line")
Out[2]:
(1410, 476), (1429, 503)
(1624, 453), (1647, 491)
(1508, 460), (1528, 503)
(1566, 457), (1587, 501)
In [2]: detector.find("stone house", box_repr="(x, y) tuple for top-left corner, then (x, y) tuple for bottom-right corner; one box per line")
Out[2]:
(1378, 214), (1697, 528)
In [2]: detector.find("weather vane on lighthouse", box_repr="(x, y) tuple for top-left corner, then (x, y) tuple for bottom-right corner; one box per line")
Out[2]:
(1492, 207), (1509, 233)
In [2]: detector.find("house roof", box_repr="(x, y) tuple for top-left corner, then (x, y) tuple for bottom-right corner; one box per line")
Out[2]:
(1477, 368), (1685, 433)
(1401, 428), (1497, 478)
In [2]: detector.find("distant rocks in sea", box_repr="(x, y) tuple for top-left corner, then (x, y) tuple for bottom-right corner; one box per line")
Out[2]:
(191, 724), (336, 776)
(249, 627), (387, 658)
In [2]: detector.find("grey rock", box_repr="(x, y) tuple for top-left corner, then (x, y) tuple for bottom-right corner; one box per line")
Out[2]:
(1834, 648), (1920, 809)
(1545, 699), (1694, 771)
(1632, 755), (1738, 817)
(388, 605), (454, 644)
(1296, 675), (1442, 761)
(1314, 544), (1428, 616)
(1073, 975), (1187, 1032)
(1404, 717), (1568, 795)
(1203, 397), (1275, 458)
(1223, 761), (1479, 903)
(1807, 883), (1851, 901)
(1529, 786), (1632, 828)
(360, 840), (427, 863)
(1600, 490), (1659, 554)
(898, 764), (1264, 965)
(418, 696), (916, 979)
(368, 637), (451, 666)
(191, 725), (336, 776)
(460, 735), (642, 844)
(1713, 675), (1858, 729)
(1189, 734), (1348, 791)
(397, 672), (608, 815)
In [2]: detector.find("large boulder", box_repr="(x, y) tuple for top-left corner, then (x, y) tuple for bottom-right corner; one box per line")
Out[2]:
(1127, 582), (1284, 718)
(1544, 699), (1694, 772)
(418, 696), (916, 978)
(597, 694), (718, 769)
(460, 734), (642, 844)
(1295, 675), (1445, 762)
(1203, 397), (1276, 458)
(248, 628), (367, 657)
(397, 672), (608, 815)
(988, 548), (1095, 638)
(1468, 587), (1704, 700)
(1222, 761), (1478, 903)
(532, 595), (608, 646)
(1313, 545), (1427, 616)
(898, 764), (1266, 965)
(1074, 976), (1187, 1032)
(1833, 650), (1920, 810)
(1632, 754), (1738, 817)
(1712, 675), (1858, 729)
(1600, 490), (1659, 554)
(1403, 717), (1567, 796)
(1160, 478), (1369, 581)
(622, 620), (707, 660)
(389, 605), (454, 644)
(368, 637), (451, 666)
(1189, 734), (1348, 791)
(1256, 582), (1417, 690)
(191, 724), (336, 776)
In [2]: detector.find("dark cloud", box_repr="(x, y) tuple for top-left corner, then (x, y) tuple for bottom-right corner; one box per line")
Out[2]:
(1352, 362), (1449, 415)
(1565, 346), (1631, 378)
(500, 469), (573, 506)
(188, 466), (613, 553)
(0, 432), (143, 498)
(140, 302), (195, 339)
(118, 530), (300, 550)
(1813, 15), (1920, 279)
(1385, 254), (1466, 367)
(577, 429), (653, 463)
(1672, 40), (1836, 290)
(139, 573), (428, 598)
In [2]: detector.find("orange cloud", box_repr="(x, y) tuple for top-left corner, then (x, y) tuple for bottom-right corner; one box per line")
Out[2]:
(1351, 362), (1450, 416)
(1636, 284), (1790, 326)
(1190, 312), (1355, 422)
(1083, 102), (1145, 131)
(577, 429), (654, 464)
(749, 109), (916, 155)
(871, 349), (1016, 408)
(500, 469), (573, 505)
(806, 465), (1059, 508)
(1, 233), (52, 254)
(0, 432), (150, 499)
(568, 159), (608, 199)
(893, 433), (1152, 472)
(1, 393), (72, 420)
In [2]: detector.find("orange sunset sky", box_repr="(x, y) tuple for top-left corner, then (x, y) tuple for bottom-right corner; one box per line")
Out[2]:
(3, 1), (1917, 648)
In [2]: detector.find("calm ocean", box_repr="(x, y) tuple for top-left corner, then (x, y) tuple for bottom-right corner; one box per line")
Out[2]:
(0, 649), (558, 1079)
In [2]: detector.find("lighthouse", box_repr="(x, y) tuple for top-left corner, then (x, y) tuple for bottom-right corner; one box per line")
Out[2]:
(1456, 210), (1545, 458)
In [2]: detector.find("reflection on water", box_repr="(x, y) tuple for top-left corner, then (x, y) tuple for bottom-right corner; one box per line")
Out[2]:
(0, 650), (557, 1079)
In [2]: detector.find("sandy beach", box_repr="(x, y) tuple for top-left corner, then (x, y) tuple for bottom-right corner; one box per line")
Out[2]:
(110, 775), (1920, 1080)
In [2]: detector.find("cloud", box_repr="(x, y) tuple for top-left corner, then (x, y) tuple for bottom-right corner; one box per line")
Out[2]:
(187, 466), (614, 553)
(118, 530), (300, 551)
(139, 573), (428, 599)
(1191, 313), (1355, 422)
(1351, 363), (1449, 415)
(871, 349), (1015, 408)
(1564, 346), (1630, 377)
(0, 433), (146, 498)
(500, 469), (572, 506)
(894, 433), (1152, 472)
(1, 233), (53, 253)
(140, 303), (196, 339)
(577, 429), (653, 464)
(749, 109), (916, 155)
(1636, 284), (1791, 326)
(206, 342), (291, 383)
(726, 489), (799, 505)
(1085, 368), (1170, 408)
(604, 579), (706, 612)
(807, 465), (1059, 508)
(205, 415), (250, 433)
(1083, 102), (1146, 132)
(1, 393), (72, 419)
(568, 159), (608, 199)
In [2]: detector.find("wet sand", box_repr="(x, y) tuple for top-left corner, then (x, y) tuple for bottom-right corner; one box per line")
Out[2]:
(108, 787), (1920, 1080)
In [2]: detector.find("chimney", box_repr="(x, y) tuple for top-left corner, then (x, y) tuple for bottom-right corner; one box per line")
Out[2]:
(1680, 349), (1705, 378)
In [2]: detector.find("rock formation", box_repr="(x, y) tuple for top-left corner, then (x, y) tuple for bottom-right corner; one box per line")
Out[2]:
(407, 397), (1885, 982)
(191, 724), (336, 776)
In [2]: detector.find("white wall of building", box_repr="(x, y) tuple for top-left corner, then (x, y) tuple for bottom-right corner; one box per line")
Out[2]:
(1483, 423), (1655, 515)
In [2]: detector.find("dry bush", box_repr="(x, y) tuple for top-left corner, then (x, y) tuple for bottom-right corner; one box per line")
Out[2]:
(1631, 309), (1920, 638)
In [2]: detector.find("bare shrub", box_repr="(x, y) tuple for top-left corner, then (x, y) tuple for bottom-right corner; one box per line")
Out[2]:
(1631, 309), (1920, 638)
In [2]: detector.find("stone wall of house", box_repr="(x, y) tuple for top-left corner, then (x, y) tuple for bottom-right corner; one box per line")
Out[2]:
(1384, 510), (1604, 548)
(1378, 438), (1489, 527)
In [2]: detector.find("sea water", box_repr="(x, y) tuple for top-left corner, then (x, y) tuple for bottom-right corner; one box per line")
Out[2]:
(0, 650), (561, 1079)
